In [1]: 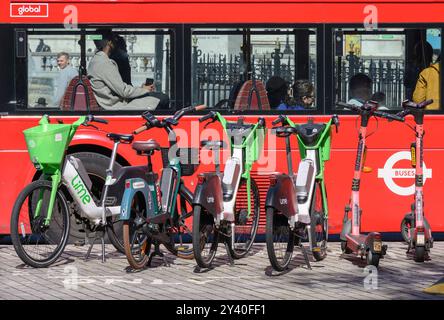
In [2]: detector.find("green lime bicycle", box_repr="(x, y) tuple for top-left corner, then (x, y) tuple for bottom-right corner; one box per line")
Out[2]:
(192, 111), (266, 268)
(10, 114), (134, 267)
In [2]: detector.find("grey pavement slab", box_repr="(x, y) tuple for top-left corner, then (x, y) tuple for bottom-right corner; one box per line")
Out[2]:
(0, 242), (443, 300)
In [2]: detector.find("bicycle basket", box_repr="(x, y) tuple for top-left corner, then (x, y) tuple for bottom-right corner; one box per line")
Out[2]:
(23, 123), (72, 167)
(161, 147), (200, 176)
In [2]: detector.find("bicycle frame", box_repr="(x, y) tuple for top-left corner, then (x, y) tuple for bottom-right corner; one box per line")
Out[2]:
(32, 116), (121, 226)
(288, 116), (333, 223)
(265, 116), (335, 245)
(197, 112), (266, 224)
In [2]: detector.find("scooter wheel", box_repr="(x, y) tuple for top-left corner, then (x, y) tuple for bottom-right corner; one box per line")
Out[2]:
(366, 250), (380, 267)
(341, 241), (353, 254)
(414, 246), (426, 263)
(400, 214), (414, 244)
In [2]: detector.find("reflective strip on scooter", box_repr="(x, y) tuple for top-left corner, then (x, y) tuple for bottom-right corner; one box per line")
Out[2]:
(373, 241), (382, 252)
(417, 233), (425, 246)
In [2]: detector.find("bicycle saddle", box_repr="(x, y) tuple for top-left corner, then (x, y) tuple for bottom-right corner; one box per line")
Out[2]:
(107, 133), (134, 143)
(132, 139), (161, 155)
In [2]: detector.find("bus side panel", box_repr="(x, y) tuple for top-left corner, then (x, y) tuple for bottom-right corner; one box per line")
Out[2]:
(1, 115), (444, 235)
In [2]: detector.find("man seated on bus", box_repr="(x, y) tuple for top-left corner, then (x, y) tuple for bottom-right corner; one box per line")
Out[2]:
(347, 73), (373, 106)
(87, 30), (160, 110)
(53, 52), (78, 107)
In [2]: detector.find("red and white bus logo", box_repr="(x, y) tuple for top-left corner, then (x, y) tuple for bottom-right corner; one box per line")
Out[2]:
(10, 3), (48, 18)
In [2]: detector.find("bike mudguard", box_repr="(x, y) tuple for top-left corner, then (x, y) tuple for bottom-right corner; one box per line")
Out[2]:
(192, 173), (223, 217)
(265, 174), (298, 217)
(340, 218), (351, 241)
(104, 166), (157, 207)
(120, 177), (158, 221)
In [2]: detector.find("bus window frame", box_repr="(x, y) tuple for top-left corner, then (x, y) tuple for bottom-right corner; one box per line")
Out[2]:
(324, 23), (444, 115)
(185, 23), (324, 116)
(9, 23), (179, 116)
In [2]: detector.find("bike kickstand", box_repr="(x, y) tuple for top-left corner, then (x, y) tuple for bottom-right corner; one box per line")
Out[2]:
(224, 242), (235, 266)
(84, 239), (95, 262)
(147, 242), (170, 267)
(101, 236), (106, 263)
(299, 244), (312, 270)
(84, 230), (106, 263)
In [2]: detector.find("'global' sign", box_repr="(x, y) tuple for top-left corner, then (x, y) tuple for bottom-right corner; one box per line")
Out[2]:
(10, 3), (49, 18)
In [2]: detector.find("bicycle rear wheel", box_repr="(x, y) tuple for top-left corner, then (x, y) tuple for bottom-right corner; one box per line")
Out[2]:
(123, 192), (151, 270)
(10, 180), (70, 268)
(266, 208), (294, 271)
(228, 178), (260, 259)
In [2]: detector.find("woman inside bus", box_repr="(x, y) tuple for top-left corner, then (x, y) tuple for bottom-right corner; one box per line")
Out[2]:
(274, 79), (315, 110)
(87, 30), (160, 110)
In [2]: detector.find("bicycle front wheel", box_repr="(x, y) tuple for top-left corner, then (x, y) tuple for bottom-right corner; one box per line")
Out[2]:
(192, 205), (219, 269)
(10, 180), (70, 268)
(229, 178), (260, 259)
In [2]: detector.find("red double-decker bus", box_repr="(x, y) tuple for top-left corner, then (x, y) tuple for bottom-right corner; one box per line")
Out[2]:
(1, 0), (443, 241)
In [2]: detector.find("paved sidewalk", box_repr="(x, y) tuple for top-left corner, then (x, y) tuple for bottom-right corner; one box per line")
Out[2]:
(0, 242), (443, 300)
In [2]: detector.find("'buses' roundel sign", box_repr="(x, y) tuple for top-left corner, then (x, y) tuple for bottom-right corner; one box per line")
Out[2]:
(377, 151), (432, 196)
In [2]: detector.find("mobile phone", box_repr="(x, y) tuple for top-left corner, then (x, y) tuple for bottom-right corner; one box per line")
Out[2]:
(145, 78), (154, 86)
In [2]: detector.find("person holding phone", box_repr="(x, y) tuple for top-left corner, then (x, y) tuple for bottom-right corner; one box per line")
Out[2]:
(88, 30), (161, 110)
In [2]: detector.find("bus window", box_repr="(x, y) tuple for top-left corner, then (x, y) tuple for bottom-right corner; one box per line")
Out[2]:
(27, 31), (81, 109)
(333, 27), (441, 110)
(24, 28), (173, 111)
(191, 27), (317, 111)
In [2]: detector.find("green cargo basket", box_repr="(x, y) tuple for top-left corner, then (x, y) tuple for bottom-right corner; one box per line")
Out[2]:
(23, 123), (72, 167)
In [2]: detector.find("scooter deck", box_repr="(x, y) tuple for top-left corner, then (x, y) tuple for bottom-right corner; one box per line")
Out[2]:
(346, 234), (368, 246)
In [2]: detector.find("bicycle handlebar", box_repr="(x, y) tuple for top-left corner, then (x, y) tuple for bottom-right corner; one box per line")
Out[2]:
(257, 117), (266, 128)
(199, 111), (217, 123)
(133, 125), (148, 134)
(402, 99), (433, 110)
(272, 114), (287, 126)
(374, 110), (405, 122)
(134, 105), (207, 134)
(336, 101), (403, 122)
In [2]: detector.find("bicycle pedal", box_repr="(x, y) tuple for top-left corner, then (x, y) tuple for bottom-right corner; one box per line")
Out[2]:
(177, 245), (190, 251)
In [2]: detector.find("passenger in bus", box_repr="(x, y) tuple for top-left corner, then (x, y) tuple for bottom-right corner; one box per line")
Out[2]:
(87, 30), (160, 110)
(53, 52), (78, 107)
(347, 73), (373, 106)
(266, 76), (288, 109)
(109, 35), (132, 85)
(276, 79), (315, 111)
(404, 41), (433, 101)
(371, 92), (388, 110)
(413, 57), (440, 110)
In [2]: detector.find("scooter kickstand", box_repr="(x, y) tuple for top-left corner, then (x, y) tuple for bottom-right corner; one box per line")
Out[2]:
(224, 242), (235, 266)
(299, 244), (312, 270)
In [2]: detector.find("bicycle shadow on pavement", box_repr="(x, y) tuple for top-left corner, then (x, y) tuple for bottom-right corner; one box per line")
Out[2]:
(14, 256), (76, 269)
(264, 251), (322, 277)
